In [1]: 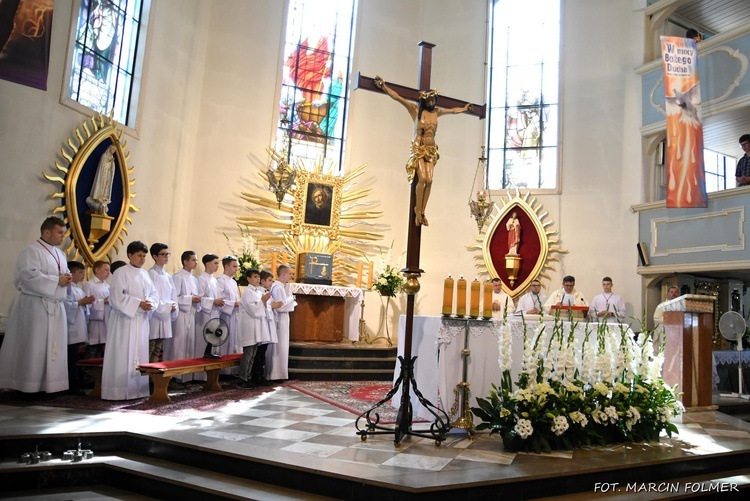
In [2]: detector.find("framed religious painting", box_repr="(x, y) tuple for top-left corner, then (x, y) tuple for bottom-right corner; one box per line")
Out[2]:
(291, 169), (343, 239)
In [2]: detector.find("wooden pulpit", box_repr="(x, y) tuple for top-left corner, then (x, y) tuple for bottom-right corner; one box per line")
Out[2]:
(661, 294), (715, 408)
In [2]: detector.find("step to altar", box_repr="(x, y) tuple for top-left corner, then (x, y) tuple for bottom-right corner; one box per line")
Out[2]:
(288, 341), (397, 381)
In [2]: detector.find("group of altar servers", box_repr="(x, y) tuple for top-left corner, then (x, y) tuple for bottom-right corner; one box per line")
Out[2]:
(0, 217), (297, 400)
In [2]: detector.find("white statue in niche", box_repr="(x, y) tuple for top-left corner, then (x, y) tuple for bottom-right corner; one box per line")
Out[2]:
(86, 145), (117, 215)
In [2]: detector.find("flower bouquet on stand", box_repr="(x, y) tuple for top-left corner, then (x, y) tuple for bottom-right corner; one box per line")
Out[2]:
(223, 225), (262, 286)
(370, 244), (404, 297)
(472, 314), (684, 454)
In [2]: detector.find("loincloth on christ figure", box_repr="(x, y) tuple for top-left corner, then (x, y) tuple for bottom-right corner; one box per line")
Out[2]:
(406, 142), (439, 182)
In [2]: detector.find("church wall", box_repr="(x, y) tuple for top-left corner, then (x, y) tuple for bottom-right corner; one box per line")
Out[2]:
(0, 0), (211, 316)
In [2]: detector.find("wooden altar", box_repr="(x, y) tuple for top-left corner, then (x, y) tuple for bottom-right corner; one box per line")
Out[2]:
(661, 294), (715, 408)
(287, 283), (363, 342)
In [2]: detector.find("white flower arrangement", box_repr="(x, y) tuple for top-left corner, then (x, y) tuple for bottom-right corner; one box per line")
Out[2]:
(473, 314), (684, 453)
(223, 225), (262, 285)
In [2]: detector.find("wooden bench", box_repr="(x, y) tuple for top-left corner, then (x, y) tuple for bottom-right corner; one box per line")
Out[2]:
(137, 354), (242, 403)
(77, 358), (104, 398)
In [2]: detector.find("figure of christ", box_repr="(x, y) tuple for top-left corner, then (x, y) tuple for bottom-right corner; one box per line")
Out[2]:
(375, 76), (472, 226)
(506, 212), (521, 255)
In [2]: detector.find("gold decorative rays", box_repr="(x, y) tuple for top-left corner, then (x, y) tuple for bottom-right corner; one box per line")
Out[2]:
(467, 188), (566, 298)
(44, 112), (138, 265)
(238, 156), (384, 286)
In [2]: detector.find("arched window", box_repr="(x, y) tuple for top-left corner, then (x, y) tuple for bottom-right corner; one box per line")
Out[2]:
(64, 0), (149, 128)
(487, 0), (560, 190)
(276, 0), (356, 172)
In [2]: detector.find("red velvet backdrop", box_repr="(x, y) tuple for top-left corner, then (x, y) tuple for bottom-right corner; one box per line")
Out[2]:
(488, 205), (542, 294)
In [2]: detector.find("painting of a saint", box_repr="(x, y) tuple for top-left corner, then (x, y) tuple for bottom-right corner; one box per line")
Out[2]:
(304, 183), (333, 227)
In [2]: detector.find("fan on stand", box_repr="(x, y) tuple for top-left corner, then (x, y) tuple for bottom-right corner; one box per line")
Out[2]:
(203, 318), (229, 359)
(718, 311), (750, 399)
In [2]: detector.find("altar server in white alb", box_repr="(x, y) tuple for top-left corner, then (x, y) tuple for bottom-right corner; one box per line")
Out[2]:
(252, 270), (280, 386)
(195, 254), (224, 378)
(0, 217), (72, 394)
(101, 241), (159, 400)
(544, 275), (588, 316)
(236, 268), (272, 389)
(64, 261), (95, 395)
(83, 260), (111, 358)
(216, 256), (242, 368)
(515, 279), (547, 316)
(589, 276), (627, 323)
(265, 265), (297, 381)
(147, 243), (178, 362)
(166, 251), (203, 370)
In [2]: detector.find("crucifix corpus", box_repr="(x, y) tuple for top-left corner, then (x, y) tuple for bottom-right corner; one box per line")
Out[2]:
(353, 42), (485, 446)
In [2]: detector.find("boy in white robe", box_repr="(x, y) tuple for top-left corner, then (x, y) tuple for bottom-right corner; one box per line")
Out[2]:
(589, 276), (627, 324)
(0, 217), (72, 395)
(64, 261), (95, 395)
(237, 269), (272, 389)
(101, 241), (159, 401)
(166, 251), (203, 382)
(252, 270), (280, 386)
(216, 255), (241, 375)
(147, 243), (178, 362)
(83, 260), (111, 358)
(195, 254), (224, 379)
(265, 265), (297, 381)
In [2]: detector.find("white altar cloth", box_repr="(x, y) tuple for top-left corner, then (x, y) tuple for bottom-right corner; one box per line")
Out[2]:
(393, 315), (634, 423)
(289, 283), (363, 341)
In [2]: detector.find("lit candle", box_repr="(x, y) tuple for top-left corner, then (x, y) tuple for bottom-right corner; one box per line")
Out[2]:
(470, 278), (480, 318)
(367, 262), (374, 289)
(456, 275), (467, 317)
(271, 252), (277, 277)
(442, 275), (454, 316)
(356, 262), (363, 289)
(482, 281), (493, 319)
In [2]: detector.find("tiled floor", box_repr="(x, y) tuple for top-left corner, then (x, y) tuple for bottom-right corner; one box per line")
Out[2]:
(2, 387), (750, 495)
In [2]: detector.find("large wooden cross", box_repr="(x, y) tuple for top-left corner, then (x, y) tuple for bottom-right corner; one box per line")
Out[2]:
(354, 42), (485, 444)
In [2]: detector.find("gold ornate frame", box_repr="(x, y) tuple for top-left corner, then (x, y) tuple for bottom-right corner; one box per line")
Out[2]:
(44, 113), (138, 265)
(291, 169), (343, 239)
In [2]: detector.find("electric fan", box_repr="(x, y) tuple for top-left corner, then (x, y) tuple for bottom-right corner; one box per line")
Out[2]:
(718, 311), (749, 399)
(202, 318), (229, 359)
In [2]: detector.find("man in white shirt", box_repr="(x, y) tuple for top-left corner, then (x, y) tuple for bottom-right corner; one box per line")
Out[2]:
(0, 217), (72, 395)
(589, 276), (627, 323)
(544, 275), (588, 318)
(515, 279), (547, 316)
(147, 243), (178, 363)
(216, 256), (241, 367)
(491, 278), (511, 319)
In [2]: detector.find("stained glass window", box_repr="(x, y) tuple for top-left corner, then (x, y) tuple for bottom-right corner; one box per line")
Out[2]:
(487, 0), (560, 190)
(67, 0), (146, 127)
(276, 0), (355, 172)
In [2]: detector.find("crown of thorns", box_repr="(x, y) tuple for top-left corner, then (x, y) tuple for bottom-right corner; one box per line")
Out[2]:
(420, 89), (439, 100)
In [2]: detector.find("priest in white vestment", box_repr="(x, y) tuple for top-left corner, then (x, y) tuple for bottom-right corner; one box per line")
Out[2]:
(166, 251), (203, 382)
(83, 261), (111, 358)
(544, 275), (588, 318)
(653, 285), (680, 353)
(588, 276), (627, 324)
(491, 278), (512, 319)
(0, 217), (72, 394)
(515, 279), (547, 316)
(101, 241), (159, 400)
(147, 244), (178, 362)
(265, 265), (297, 381)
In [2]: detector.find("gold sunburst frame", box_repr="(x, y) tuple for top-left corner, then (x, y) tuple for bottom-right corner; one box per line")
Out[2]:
(467, 188), (566, 298)
(239, 155), (385, 286)
(44, 113), (138, 265)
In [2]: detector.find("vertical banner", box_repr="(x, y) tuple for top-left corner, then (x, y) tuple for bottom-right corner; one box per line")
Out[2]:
(0, 0), (54, 90)
(660, 36), (707, 208)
